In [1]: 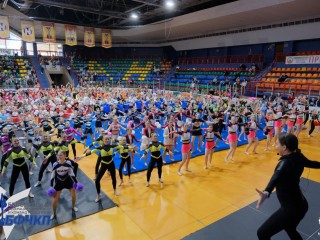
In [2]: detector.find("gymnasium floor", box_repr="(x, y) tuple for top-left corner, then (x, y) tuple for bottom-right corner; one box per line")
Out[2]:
(29, 130), (320, 240)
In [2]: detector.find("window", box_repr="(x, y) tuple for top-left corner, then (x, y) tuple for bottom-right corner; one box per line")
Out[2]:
(26, 42), (34, 56)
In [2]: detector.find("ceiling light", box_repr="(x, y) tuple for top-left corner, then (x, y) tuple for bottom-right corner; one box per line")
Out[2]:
(165, 0), (175, 9)
(130, 12), (139, 20)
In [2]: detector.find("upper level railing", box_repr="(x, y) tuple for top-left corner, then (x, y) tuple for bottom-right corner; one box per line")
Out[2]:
(178, 54), (264, 65)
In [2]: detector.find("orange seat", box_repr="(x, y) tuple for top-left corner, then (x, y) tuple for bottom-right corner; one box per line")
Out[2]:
(296, 68), (302, 72)
(307, 79), (313, 84)
(301, 73), (306, 77)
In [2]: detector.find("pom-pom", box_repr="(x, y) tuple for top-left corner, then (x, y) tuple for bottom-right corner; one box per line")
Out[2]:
(76, 183), (84, 192)
(108, 132), (112, 136)
(155, 122), (161, 129)
(140, 136), (149, 150)
(47, 187), (56, 197)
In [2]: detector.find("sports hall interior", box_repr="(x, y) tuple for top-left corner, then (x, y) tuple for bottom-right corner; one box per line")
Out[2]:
(0, 0), (320, 239)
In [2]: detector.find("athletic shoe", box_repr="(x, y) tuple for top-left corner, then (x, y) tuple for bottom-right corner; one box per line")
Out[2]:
(34, 181), (41, 187)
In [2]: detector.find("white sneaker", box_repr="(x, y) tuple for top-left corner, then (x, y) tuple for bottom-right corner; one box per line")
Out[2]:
(177, 171), (182, 176)
(146, 182), (150, 187)
(50, 214), (56, 220)
(46, 169), (52, 173)
(114, 190), (119, 196)
(118, 181), (123, 187)
(95, 194), (101, 202)
(123, 167), (126, 171)
(29, 192), (34, 198)
(34, 181), (41, 187)
(29, 171), (34, 176)
(244, 151), (249, 155)
(72, 206), (78, 212)
(132, 166), (136, 170)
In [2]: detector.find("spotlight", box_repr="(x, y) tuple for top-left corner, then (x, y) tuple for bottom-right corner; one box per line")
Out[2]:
(165, 0), (175, 9)
(130, 12), (139, 20)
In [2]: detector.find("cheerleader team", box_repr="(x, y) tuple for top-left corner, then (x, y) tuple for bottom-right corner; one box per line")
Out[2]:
(0, 86), (318, 218)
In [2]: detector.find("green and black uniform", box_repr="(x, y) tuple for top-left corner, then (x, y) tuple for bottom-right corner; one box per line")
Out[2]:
(116, 144), (135, 180)
(82, 144), (119, 193)
(85, 136), (104, 175)
(143, 141), (169, 182)
(3, 146), (36, 196)
(34, 141), (57, 182)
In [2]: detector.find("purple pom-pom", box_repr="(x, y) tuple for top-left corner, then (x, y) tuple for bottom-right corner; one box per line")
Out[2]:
(47, 188), (56, 197)
(73, 182), (77, 189)
(76, 183), (83, 192)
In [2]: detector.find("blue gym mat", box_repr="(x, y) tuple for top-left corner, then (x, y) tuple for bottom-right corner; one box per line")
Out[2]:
(0, 159), (117, 240)
(75, 117), (267, 174)
(183, 178), (320, 240)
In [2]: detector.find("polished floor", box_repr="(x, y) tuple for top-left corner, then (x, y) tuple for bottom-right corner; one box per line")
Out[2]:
(29, 130), (320, 240)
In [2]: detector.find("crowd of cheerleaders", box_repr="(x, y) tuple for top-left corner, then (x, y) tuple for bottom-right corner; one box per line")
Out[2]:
(0, 86), (319, 219)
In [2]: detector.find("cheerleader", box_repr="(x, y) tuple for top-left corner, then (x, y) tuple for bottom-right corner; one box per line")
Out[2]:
(64, 121), (82, 158)
(203, 125), (224, 169)
(295, 107), (304, 137)
(82, 115), (94, 144)
(191, 113), (205, 152)
(225, 116), (238, 163)
(141, 133), (172, 187)
(286, 107), (296, 134)
(39, 115), (54, 132)
(264, 111), (274, 151)
(123, 127), (140, 170)
(176, 123), (193, 175)
(308, 109), (319, 137)
(244, 115), (259, 154)
(162, 121), (176, 163)
(273, 106), (283, 145)
(105, 116), (126, 140)
(0, 128), (12, 171)
(52, 117), (66, 139)
(116, 137), (136, 186)
(34, 133), (57, 187)
(1, 136), (36, 197)
(78, 135), (119, 202)
(49, 150), (79, 220)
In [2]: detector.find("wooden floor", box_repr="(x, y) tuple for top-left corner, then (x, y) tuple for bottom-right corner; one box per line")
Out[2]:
(30, 130), (320, 240)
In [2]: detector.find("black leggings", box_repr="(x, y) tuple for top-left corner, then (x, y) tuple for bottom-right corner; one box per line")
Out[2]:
(119, 157), (131, 180)
(309, 120), (315, 135)
(38, 155), (57, 181)
(10, 164), (30, 196)
(1, 152), (8, 172)
(303, 113), (309, 125)
(95, 154), (101, 175)
(147, 157), (163, 182)
(257, 202), (308, 240)
(95, 162), (116, 194)
(71, 143), (76, 158)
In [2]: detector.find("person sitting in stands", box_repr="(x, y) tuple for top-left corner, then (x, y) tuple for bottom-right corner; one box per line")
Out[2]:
(277, 74), (288, 83)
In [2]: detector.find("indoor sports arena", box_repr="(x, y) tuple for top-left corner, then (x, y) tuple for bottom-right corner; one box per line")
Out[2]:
(0, 0), (320, 239)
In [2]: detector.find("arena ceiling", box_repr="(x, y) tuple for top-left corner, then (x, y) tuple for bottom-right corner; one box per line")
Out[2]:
(7, 0), (237, 28)
(2, 0), (320, 44)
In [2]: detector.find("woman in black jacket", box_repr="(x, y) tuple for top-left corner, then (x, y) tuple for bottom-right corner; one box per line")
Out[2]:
(256, 133), (320, 240)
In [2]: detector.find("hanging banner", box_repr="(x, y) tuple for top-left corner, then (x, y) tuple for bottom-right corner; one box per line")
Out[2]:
(101, 29), (112, 48)
(286, 55), (320, 64)
(0, 16), (10, 39)
(65, 25), (77, 46)
(42, 22), (56, 43)
(21, 20), (35, 42)
(84, 27), (95, 47)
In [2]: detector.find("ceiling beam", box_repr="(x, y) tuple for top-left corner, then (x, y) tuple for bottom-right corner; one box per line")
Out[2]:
(131, 0), (161, 8)
(31, 0), (128, 19)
